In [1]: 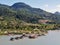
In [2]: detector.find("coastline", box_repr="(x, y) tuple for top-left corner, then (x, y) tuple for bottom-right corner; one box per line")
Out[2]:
(0, 30), (47, 36)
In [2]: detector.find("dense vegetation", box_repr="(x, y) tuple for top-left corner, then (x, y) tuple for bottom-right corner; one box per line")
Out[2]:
(0, 2), (60, 35)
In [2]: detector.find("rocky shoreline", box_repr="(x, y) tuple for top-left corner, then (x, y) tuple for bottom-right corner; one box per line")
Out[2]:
(10, 33), (46, 41)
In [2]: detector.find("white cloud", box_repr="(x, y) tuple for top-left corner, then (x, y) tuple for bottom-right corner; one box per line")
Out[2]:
(44, 9), (55, 13)
(44, 4), (48, 7)
(44, 4), (60, 13)
(56, 5), (60, 8)
(45, 8), (60, 13)
(41, 4), (60, 13)
(54, 5), (60, 12)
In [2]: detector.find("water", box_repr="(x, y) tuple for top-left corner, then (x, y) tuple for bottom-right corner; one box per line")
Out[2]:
(0, 30), (60, 45)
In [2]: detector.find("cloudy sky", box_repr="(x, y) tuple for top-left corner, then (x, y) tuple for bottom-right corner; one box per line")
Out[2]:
(0, 0), (60, 13)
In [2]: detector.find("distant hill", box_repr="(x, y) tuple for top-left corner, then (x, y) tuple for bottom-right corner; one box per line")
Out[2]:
(54, 12), (60, 15)
(0, 2), (60, 24)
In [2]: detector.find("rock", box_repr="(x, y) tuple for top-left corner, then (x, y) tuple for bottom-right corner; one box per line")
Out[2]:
(10, 38), (14, 41)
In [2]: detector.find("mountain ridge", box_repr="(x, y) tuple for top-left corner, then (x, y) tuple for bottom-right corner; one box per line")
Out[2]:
(0, 2), (60, 24)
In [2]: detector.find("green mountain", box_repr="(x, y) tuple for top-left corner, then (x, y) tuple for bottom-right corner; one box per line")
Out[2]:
(0, 2), (60, 24)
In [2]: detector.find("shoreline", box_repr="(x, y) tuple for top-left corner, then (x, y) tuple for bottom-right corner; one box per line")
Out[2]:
(0, 29), (59, 36)
(0, 30), (47, 36)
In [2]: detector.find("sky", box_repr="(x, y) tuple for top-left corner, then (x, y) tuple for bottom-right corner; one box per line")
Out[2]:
(0, 0), (60, 13)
